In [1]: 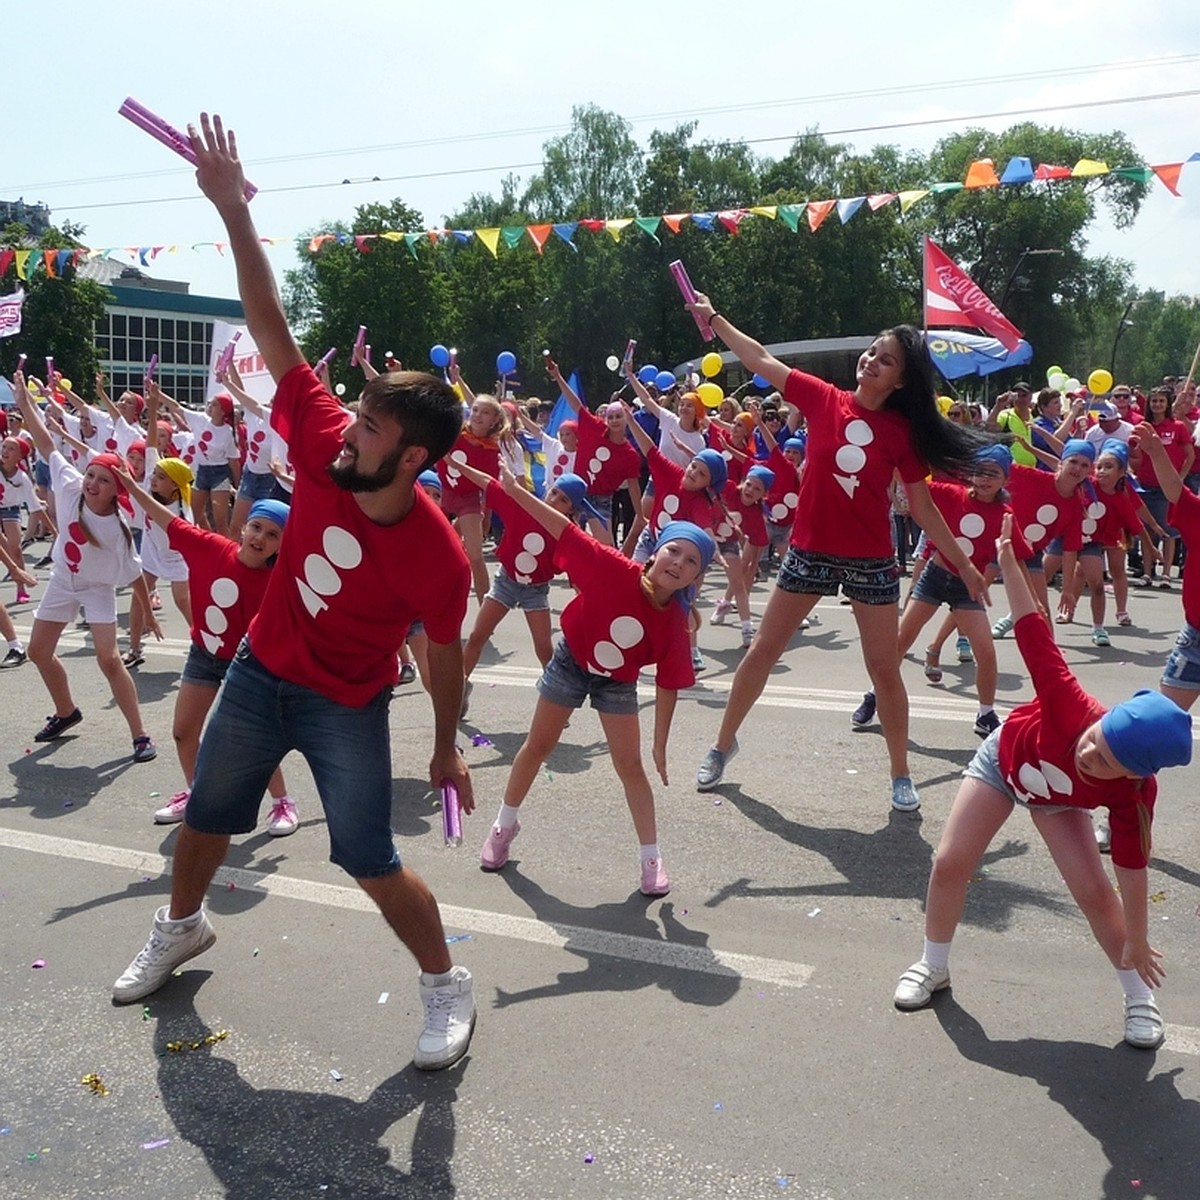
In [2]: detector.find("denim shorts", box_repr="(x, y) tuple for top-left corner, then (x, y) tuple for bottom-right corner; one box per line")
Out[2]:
(766, 518), (792, 550)
(963, 728), (1072, 814)
(1162, 622), (1200, 692)
(777, 546), (900, 605)
(1045, 536), (1102, 559)
(911, 561), (983, 612)
(0, 505), (19, 522)
(181, 641), (231, 688)
(34, 460), (50, 488)
(195, 463), (233, 493)
(237, 469), (277, 502)
(488, 564), (551, 612)
(536, 638), (639, 715)
(187, 641), (400, 877)
(1141, 486), (1178, 539)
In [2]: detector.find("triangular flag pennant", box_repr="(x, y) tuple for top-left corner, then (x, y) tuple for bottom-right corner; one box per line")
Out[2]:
(1071, 158), (1109, 177)
(149, 246), (164, 259)
(578, 219), (605, 233)
(605, 218), (633, 242)
(717, 209), (749, 234)
(691, 212), (716, 231)
(634, 216), (661, 244)
(776, 203), (803, 232)
(999, 156), (1034, 185)
(354, 235), (373, 252)
(44, 250), (58, 276)
(552, 222), (578, 250)
(806, 200), (836, 232)
(929, 181), (964, 194)
(214, 243), (226, 256)
(963, 158), (1000, 189)
(476, 228), (500, 258)
(1151, 163), (1184, 196)
(749, 205), (777, 219)
(867, 193), (897, 211)
(836, 197), (866, 224)
(308, 234), (335, 253)
(923, 236), (1023, 352)
(403, 233), (422, 259)
(1189, 152), (1200, 162)
(379, 231), (405, 242)
(661, 213), (689, 234)
(1113, 167), (1154, 184)
(0, 249), (14, 276)
(451, 230), (473, 244)
(527, 224), (553, 254)
(1033, 163), (1072, 180)
(14, 250), (31, 280)
(334, 233), (351, 244)
(501, 226), (526, 249)
(54, 250), (72, 275)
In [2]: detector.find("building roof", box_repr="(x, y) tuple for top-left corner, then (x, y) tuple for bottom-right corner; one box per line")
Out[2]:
(79, 259), (244, 319)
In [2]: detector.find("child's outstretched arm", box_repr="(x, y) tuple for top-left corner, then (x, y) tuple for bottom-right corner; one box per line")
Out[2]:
(544, 354), (581, 414)
(12, 372), (57, 460)
(620, 402), (654, 456)
(449, 360), (476, 407)
(997, 512), (1039, 622)
(110, 463), (178, 533)
(452, 458), (500, 491)
(218, 362), (271, 420)
(1013, 432), (1063, 470)
(1113, 863), (1163, 989)
(652, 686), (677, 786)
(495, 460), (570, 539)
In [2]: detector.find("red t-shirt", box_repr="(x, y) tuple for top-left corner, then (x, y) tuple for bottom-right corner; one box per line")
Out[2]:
(784, 370), (927, 557)
(437, 430), (500, 501)
(1008, 465), (1085, 554)
(486, 481), (558, 586)
(249, 364), (470, 707)
(1084, 485), (1142, 549)
(1169, 489), (1200, 628)
(718, 479), (769, 547)
(1135, 419), (1191, 488)
(168, 518), (271, 659)
(554, 523), (694, 689)
(574, 406), (641, 497)
(645, 448), (718, 534)
(762, 446), (801, 527)
(926, 481), (1029, 574)
(997, 613), (1155, 869)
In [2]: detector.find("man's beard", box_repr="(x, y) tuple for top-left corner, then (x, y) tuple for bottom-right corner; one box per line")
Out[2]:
(326, 444), (405, 493)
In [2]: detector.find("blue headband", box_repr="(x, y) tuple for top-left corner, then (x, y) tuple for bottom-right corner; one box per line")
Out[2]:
(1100, 690), (1192, 777)
(1099, 438), (1129, 468)
(782, 436), (807, 454)
(653, 520), (717, 611)
(551, 473), (606, 528)
(417, 470), (442, 492)
(746, 464), (776, 490)
(247, 499), (289, 530)
(693, 448), (728, 492)
(974, 444), (1013, 476)
(1061, 438), (1096, 463)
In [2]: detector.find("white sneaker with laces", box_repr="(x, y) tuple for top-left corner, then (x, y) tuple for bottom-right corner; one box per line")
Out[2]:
(112, 906), (216, 1002)
(415, 965), (476, 1070)
(154, 789), (191, 824)
(267, 797), (299, 837)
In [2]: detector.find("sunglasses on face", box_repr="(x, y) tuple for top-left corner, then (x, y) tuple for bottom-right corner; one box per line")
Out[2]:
(763, 413), (782, 422)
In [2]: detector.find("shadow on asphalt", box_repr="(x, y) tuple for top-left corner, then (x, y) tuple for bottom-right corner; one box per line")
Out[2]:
(933, 996), (1200, 1199)
(6, 746), (138, 817)
(151, 974), (464, 1198)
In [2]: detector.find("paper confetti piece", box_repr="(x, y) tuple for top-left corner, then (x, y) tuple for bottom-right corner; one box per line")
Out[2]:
(252, 948), (260, 957)
(807, 908), (821, 918)
(142, 1138), (171, 1151)
(845, 769), (858, 775)
(165, 1030), (229, 1053)
(1150, 891), (1166, 903)
(149, 792), (161, 798)
(81, 1073), (110, 1097)
(31, 958), (46, 969)
(378, 992), (389, 1005)
(142, 1007), (151, 1021)
(584, 1153), (594, 1163)
(445, 934), (473, 944)
(471, 734), (493, 747)
(330, 1069), (344, 1081)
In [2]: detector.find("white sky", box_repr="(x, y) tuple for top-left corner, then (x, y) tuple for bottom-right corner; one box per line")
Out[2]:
(6, 0), (1198, 307)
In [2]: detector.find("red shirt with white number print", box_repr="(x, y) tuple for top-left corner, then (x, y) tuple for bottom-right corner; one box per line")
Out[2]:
(574, 406), (641, 498)
(1008, 465), (1086, 555)
(248, 364), (471, 707)
(168, 517), (269, 660)
(783, 369), (926, 558)
(926, 481), (1029, 575)
(554, 523), (693, 689)
(437, 430), (500, 501)
(486, 480), (560, 586)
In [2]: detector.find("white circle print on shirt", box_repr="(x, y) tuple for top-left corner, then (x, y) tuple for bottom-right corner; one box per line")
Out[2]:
(296, 526), (365, 618)
(833, 418), (874, 499)
(513, 531), (546, 584)
(200, 576), (240, 656)
(590, 615), (645, 675)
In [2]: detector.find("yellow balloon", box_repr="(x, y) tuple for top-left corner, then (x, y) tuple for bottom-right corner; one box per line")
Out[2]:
(1087, 368), (1113, 395)
(700, 352), (723, 379)
(696, 381), (723, 408)
(58, 378), (73, 393)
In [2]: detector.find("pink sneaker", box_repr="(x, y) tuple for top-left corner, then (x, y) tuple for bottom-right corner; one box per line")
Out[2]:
(154, 789), (190, 825)
(480, 822), (519, 871)
(267, 797), (299, 837)
(640, 857), (671, 897)
(15, 590), (30, 605)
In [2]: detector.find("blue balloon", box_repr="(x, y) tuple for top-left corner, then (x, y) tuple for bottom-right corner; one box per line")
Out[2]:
(655, 370), (677, 392)
(430, 344), (450, 369)
(752, 373), (771, 390)
(496, 350), (517, 375)
(637, 364), (658, 385)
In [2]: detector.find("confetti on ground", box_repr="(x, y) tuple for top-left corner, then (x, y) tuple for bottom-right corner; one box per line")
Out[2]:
(846, 769), (858, 775)
(713, 799), (722, 806)
(141, 1138), (171, 1151)
(777, 1177), (790, 1188)
(31, 959), (45, 969)
(165, 1031), (229, 1053)
(445, 934), (473, 944)
(681, 909), (688, 916)
(713, 1102), (723, 1111)
(226, 882), (236, 891)
(471, 734), (493, 747)
(149, 792), (160, 799)
(583, 1153), (595, 1164)
(330, 1069), (344, 1081)
(1150, 891), (1166, 903)
(1, 1126), (11, 1134)
(63, 801), (73, 809)
(81, 1074), (110, 1097)
(252, 948), (260, 957)
(378, 992), (389, 1005)
(807, 908), (821, 918)
(141, 1007), (151, 1021)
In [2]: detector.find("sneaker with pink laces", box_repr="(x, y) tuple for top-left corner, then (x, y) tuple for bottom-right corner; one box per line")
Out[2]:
(154, 789), (190, 825)
(640, 857), (671, 896)
(267, 797), (299, 837)
(479, 822), (519, 871)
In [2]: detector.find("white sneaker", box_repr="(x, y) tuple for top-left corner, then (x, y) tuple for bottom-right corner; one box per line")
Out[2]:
(1123, 995), (1164, 1049)
(112, 906), (216, 1003)
(894, 960), (950, 1010)
(267, 797), (299, 837)
(709, 598), (732, 625)
(154, 789), (190, 824)
(415, 965), (476, 1070)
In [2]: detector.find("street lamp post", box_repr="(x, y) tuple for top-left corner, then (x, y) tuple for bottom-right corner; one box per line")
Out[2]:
(998, 246), (1065, 312)
(1110, 299), (1140, 378)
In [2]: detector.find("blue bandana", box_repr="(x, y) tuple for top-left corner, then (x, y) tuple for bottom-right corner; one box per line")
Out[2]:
(1100, 690), (1193, 777)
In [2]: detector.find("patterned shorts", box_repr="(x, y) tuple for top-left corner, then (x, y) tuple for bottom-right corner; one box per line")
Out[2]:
(776, 546), (900, 606)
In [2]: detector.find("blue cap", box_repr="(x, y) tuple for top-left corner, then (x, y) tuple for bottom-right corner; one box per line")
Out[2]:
(974, 444), (1013, 476)
(417, 470), (442, 492)
(693, 448), (728, 492)
(782, 436), (807, 454)
(1061, 438), (1096, 463)
(1100, 690), (1192, 777)
(746, 464), (776, 490)
(247, 499), (289, 530)
(551, 472), (605, 528)
(1099, 437), (1129, 467)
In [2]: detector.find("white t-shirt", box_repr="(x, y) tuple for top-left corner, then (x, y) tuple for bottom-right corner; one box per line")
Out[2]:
(655, 409), (707, 468)
(48, 452), (142, 588)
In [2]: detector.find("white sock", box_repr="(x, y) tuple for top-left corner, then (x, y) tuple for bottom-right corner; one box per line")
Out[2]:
(922, 938), (952, 972)
(640, 843), (660, 863)
(1093, 624), (1105, 634)
(163, 907), (203, 928)
(740, 619), (753, 632)
(422, 969), (453, 986)
(495, 803), (521, 830)
(1117, 967), (1152, 1002)
(976, 704), (994, 719)
(7, 639), (21, 652)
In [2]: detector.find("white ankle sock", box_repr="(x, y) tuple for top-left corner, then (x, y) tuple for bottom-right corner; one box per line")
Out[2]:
(976, 704), (994, 719)
(1117, 967), (1152, 1002)
(922, 938), (952, 971)
(640, 843), (660, 863)
(495, 803), (521, 830)
(7, 639), (21, 652)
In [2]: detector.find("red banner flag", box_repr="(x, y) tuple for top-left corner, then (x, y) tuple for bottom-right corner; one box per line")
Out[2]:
(923, 237), (1023, 352)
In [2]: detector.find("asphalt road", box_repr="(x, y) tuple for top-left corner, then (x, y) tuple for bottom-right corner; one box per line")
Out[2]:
(2, 564), (1199, 1199)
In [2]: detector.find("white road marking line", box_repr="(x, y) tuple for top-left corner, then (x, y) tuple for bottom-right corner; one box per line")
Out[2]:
(0, 826), (814, 990)
(1163, 1024), (1200, 1057)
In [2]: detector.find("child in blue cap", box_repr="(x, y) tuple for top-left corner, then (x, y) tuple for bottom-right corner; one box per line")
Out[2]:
(479, 461), (714, 896)
(895, 513), (1191, 1049)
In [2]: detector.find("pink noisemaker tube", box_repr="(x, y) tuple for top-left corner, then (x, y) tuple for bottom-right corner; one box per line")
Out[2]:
(314, 348), (337, 373)
(216, 330), (242, 375)
(118, 98), (258, 202)
(441, 784), (462, 847)
(145, 353), (159, 382)
(668, 260), (714, 342)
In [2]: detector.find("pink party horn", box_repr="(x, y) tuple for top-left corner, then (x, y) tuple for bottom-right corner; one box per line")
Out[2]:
(623, 338), (637, 369)
(216, 330), (242, 375)
(668, 260), (714, 342)
(441, 783), (462, 847)
(354, 325), (367, 356)
(118, 98), (258, 201)
(145, 353), (158, 382)
(314, 347), (337, 373)
(16, 353), (26, 373)
(46, 356), (55, 380)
